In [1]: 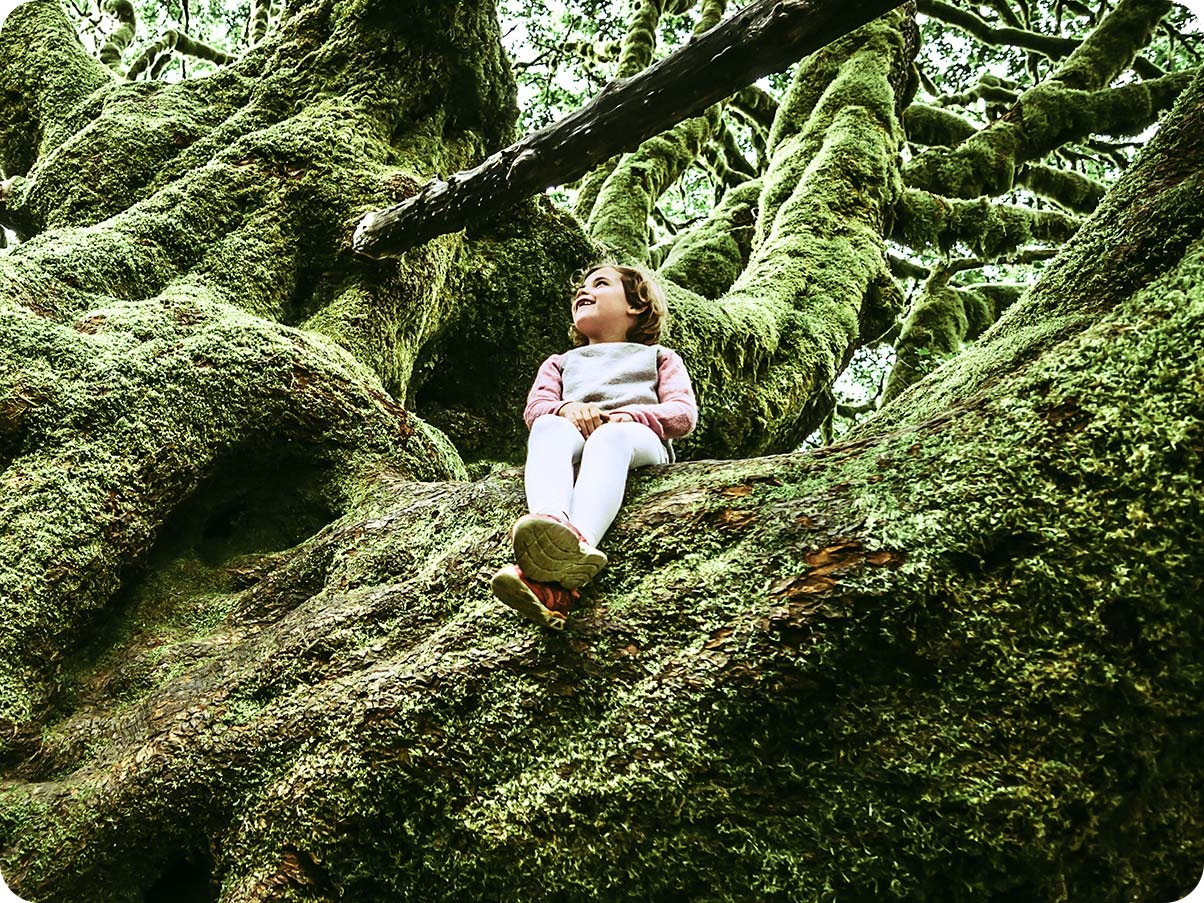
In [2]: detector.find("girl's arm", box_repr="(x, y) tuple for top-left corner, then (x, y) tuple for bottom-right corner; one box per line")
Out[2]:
(523, 354), (565, 428)
(609, 349), (698, 440)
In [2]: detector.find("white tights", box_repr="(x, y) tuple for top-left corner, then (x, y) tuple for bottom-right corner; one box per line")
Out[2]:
(524, 414), (669, 546)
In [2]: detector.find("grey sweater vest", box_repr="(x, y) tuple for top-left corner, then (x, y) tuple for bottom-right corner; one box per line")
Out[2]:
(560, 343), (675, 461)
(560, 342), (659, 410)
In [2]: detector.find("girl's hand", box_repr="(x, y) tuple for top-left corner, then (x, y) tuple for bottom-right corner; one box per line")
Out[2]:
(559, 402), (606, 437)
(607, 412), (634, 423)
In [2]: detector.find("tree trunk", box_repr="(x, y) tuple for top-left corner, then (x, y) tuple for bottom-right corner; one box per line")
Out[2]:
(0, 0), (1200, 901)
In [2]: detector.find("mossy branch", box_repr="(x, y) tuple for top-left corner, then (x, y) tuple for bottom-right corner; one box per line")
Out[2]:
(0, 0), (113, 179)
(729, 84), (778, 134)
(1054, 0), (1170, 91)
(917, 0), (1077, 58)
(696, 0), (729, 32)
(588, 106), (723, 262)
(250, 0), (272, 46)
(931, 72), (1019, 108)
(892, 189), (1081, 257)
(882, 266), (1021, 401)
(699, 115), (759, 189)
(675, 10), (917, 456)
(659, 177), (760, 298)
(355, 0), (908, 259)
(903, 102), (977, 146)
(904, 45), (1192, 198)
(614, 0), (663, 80)
(576, 0), (727, 231)
(1018, 162), (1106, 213)
(99, 0), (136, 73)
(126, 30), (235, 81)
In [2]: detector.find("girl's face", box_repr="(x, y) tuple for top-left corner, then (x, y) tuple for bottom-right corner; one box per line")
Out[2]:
(572, 267), (642, 344)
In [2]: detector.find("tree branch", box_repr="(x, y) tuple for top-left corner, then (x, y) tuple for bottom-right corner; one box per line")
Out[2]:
(903, 0), (1186, 200)
(892, 189), (1080, 257)
(351, 0), (907, 260)
(918, 0), (1078, 58)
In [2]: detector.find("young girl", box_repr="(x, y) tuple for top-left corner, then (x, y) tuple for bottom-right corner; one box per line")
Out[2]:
(492, 263), (698, 630)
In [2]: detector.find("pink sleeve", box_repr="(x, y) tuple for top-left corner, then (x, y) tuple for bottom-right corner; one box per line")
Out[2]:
(610, 349), (698, 440)
(523, 355), (565, 428)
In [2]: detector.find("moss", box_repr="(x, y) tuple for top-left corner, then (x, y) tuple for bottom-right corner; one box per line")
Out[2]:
(0, 0), (113, 179)
(660, 177), (759, 299)
(879, 68), (1204, 430)
(588, 106), (722, 262)
(1018, 164), (1106, 214)
(614, 0), (663, 80)
(1052, 0), (1170, 91)
(414, 196), (599, 464)
(668, 11), (913, 456)
(99, 0), (137, 73)
(892, 188), (1080, 258)
(903, 5), (1190, 200)
(902, 102), (977, 147)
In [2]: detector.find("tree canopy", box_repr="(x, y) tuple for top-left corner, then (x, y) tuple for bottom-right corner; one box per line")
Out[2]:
(0, 0), (1201, 900)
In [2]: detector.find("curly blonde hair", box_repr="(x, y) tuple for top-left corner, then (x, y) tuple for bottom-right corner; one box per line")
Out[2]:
(568, 262), (668, 347)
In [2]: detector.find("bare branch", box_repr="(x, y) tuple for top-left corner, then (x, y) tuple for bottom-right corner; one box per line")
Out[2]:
(353, 0), (907, 259)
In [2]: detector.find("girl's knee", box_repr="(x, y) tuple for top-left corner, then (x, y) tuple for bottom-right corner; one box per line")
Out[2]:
(585, 421), (629, 444)
(582, 421), (643, 459)
(531, 413), (577, 440)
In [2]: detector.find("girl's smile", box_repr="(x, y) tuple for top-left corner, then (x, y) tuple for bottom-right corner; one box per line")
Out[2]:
(572, 266), (643, 343)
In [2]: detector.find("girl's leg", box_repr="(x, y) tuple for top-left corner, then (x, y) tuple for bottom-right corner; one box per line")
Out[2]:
(524, 414), (584, 519)
(569, 421), (668, 546)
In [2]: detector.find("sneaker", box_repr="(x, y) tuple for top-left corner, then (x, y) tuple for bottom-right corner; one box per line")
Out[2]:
(491, 565), (577, 631)
(511, 513), (607, 589)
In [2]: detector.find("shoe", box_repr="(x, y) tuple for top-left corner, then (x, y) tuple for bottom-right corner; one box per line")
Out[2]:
(511, 514), (607, 589)
(491, 565), (577, 631)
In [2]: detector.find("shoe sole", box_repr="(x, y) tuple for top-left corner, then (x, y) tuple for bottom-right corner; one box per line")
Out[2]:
(512, 516), (606, 590)
(491, 569), (567, 631)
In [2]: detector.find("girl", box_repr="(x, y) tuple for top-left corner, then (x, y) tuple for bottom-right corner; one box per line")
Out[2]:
(492, 263), (698, 630)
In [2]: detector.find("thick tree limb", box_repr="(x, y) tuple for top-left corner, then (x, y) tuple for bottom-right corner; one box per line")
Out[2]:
(351, 0), (905, 259)
(892, 189), (1081, 257)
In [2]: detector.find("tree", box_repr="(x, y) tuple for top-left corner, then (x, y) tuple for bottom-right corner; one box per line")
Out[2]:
(0, 0), (1200, 900)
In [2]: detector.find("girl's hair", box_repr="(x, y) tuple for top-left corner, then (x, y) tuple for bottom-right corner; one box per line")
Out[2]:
(569, 262), (668, 347)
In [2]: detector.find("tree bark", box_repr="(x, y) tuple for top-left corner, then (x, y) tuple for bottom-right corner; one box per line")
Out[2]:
(0, 1), (1200, 901)
(351, 0), (905, 259)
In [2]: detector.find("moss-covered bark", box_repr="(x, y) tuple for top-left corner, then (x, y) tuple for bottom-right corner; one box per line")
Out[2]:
(0, 0), (524, 724)
(1018, 162), (1107, 213)
(664, 10), (916, 456)
(0, 2), (1200, 901)
(659, 177), (760, 299)
(881, 267), (1021, 401)
(587, 105), (722, 262)
(904, 0), (1182, 199)
(892, 188), (1080, 256)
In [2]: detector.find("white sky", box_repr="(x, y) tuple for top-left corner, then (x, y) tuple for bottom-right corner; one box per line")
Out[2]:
(0, 0), (21, 30)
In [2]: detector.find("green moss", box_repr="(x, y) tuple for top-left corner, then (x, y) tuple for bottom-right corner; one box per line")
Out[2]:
(588, 106), (722, 262)
(1019, 164), (1106, 214)
(892, 188), (1080, 257)
(0, 0), (113, 179)
(669, 11), (912, 456)
(902, 3), (1189, 201)
(902, 102), (977, 146)
(660, 177), (759, 299)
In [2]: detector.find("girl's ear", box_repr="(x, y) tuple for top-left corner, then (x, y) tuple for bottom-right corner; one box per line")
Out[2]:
(628, 302), (649, 314)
